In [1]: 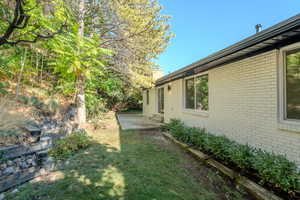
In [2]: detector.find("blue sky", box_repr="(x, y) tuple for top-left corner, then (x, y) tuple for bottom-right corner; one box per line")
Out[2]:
(157, 0), (300, 74)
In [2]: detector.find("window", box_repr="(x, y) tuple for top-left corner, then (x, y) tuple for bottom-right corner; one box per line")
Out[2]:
(185, 74), (208, 111)
(146, 90), (149, 105)
(285, 49), (300, 120)
(158, 87), (164, 113)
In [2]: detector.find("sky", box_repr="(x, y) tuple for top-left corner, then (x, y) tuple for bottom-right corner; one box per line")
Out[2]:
(157, 0), (300, 75)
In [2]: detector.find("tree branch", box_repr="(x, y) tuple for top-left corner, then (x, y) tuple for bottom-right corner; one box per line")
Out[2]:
(0, 0), (67, 46)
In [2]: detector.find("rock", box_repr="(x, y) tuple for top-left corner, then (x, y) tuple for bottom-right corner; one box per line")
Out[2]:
(23, 120), (42, 137)
(0, 164), (7, 170)
(14, 158), (21, 163)
(0, 193), (5, 200)
(11, 189), (18, 194)
(26, 158), (33, 165)
(31, 161), (37, 167)
(27, 136), (40, 143)
(19, 161), (28, 169)
(3, 167), (14, 175)
(14, 166), (20, 173)
(37, 150), (48, 159)
(6, 160), (13, 166)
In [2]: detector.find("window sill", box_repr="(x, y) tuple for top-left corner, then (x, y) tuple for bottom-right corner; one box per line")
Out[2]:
(182, 109), (209, 117)
(278, 120), (300, 133)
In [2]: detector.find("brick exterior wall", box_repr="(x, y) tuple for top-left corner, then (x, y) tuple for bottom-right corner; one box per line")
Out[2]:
(144, 48), (300, 166)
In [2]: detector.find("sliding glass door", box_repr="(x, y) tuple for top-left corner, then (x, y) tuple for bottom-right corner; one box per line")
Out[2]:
(158, 87), (164, 114)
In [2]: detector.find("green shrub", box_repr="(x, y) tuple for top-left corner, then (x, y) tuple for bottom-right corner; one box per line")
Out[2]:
(227, 144), (253, 169)
(30, 96), (45, 109)
(47, 99), (60, 114)
(18, 95), (29, 104)
(0, 82), (9, 95)
(49, 131), (92, 160)
(250, 149), (300, 192)
(0, 151), (5, 164)
(165, 119), (300, 194)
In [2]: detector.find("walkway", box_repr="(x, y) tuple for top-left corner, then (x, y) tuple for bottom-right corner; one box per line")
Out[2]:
(117, 113), (162, 130)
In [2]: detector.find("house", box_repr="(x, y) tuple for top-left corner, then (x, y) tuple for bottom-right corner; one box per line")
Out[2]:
(143, 14), (300, 166)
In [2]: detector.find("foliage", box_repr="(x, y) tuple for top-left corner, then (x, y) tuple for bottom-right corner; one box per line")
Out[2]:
(46, 99), (60, 115)
(30, 96), (45, 109)
(49, 131), (92, 160)
(0, 0), (172, 122)
(164, 119), (300, 194)
(250, 150), (300, 192)
(0, 82), (9, 95)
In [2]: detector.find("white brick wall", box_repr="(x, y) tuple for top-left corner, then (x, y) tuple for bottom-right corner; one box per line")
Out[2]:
(143, 88), (157, 118)
(154, 49), (300, 166)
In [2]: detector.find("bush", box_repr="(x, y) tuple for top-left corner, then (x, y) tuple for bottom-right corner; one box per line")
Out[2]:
(18, 95), (29, 104)
(164, 119), (300, 194)
(0, 82), (9, 96)
(49, 131), (92, 160)
(30, 96), (45, 109)
(47, 99), (60, 115)
(250, 149), (300, 192)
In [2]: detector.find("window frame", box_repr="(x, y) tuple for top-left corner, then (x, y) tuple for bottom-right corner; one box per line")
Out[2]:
(183, 72), (209, 115)
(279, 43), (300, 127)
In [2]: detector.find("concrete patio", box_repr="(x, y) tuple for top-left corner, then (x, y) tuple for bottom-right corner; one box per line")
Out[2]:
(117, 113), (162, 131)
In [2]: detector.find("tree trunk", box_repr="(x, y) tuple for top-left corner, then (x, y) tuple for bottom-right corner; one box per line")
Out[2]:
(16, 48), (27, 98)
(40, 55), (44, 83)
(76, 0), (86, 125)
(35, 52), (39, 81)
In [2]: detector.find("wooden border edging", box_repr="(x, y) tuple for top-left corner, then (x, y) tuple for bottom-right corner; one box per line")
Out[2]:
(162, 132), (283, 200)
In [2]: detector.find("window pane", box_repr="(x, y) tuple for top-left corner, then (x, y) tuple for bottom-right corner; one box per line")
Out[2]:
(196, 75), (209, 111)
(286, 49), (300, 120)
(185, 78), (195, 109)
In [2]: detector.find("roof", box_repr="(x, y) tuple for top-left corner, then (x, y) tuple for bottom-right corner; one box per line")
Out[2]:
(156, 14), (300, 86)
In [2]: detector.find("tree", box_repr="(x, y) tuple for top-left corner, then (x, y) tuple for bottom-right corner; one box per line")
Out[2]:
(76, 0), (86, 124)
(0, 0), (67, 46)
(97, 0), (173, 88)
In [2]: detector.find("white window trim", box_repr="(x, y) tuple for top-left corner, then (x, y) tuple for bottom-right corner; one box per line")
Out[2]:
(182, 72), (209, 116)
(278, 42), (300, 131)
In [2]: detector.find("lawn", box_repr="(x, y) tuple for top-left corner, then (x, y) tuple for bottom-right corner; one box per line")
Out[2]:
(6, 115), (253, 200)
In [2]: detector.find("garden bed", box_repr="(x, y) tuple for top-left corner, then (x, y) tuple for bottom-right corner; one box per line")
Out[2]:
(162, 119), (300, 200)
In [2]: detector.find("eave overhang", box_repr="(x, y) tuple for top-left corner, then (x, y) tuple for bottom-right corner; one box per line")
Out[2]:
(156, 14), (300, 86)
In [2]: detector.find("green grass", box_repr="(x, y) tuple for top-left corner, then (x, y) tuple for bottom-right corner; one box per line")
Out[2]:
(6, 119), (251, 200)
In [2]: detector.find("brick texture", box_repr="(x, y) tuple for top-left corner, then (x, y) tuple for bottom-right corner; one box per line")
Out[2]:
(144, 49), (300, 166)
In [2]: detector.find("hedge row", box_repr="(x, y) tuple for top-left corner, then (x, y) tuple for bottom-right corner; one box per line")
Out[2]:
(163, 119), (300, 194)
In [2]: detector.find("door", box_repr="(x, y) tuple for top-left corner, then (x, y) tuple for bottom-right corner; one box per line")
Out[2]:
(158, 87), (164, 113)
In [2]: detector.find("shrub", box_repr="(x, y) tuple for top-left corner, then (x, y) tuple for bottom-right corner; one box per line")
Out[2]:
(18, 95), (30, 104)
(165, 119), (300, 194)
(228, 144), (253, 169)
(30, 96), (45, 109)
(47, 99), (60, 115)
(49, 131), (92, 160)
(250, 149), (300, 192)
(0, 82), (9, 96)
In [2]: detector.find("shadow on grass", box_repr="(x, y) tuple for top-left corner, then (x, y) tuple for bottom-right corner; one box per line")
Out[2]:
(5, 116), (253, 200)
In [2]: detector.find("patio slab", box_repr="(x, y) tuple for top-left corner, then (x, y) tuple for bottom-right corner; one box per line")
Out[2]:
(117, 113), (162, 131)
